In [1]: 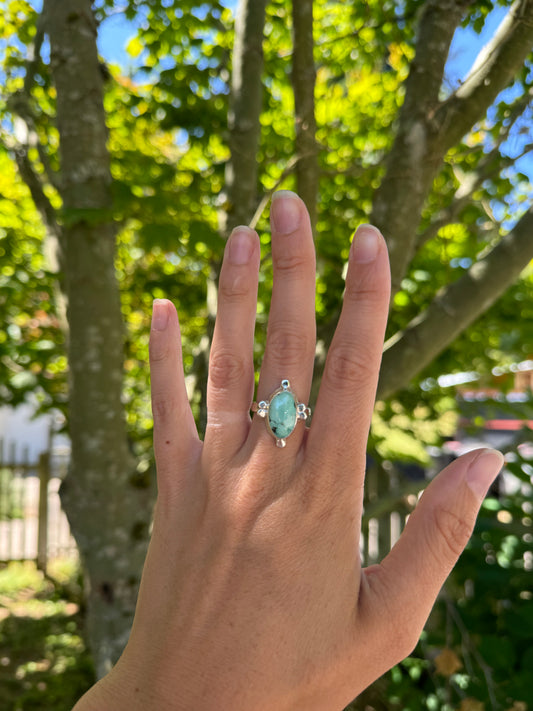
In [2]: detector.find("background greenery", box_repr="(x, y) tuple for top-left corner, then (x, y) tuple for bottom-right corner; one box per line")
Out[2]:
(0, 561), (93, 711)
(0, 0), (532, 708)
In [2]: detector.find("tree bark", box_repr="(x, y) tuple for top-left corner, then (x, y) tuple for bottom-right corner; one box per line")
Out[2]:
(435, 0), (533, 151)
(222, 0), (268, 235)
(377, 208), (533, 400)
(44, 0), (154, 678)
(364, 0), (533, 399)
(371, 0), (474, 296)
(291, 0), (318, 233)
(195, 0), (268, 431)
(370, 0), (533, 297)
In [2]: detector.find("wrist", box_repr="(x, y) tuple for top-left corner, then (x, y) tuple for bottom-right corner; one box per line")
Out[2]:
(72, 656), (196, 711)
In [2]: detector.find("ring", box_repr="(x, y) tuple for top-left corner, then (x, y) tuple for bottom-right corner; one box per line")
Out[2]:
(251, 379), (311, 448)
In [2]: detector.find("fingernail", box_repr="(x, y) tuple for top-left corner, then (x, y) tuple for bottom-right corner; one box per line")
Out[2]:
(152, 299), (169, 331)
(229, 227), (254, 265)
(271, 190), (301, 234)
(465, 449), (504, 500)
(351, 224), (381, 263)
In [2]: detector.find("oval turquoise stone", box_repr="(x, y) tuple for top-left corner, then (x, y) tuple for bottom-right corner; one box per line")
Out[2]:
(268, 390), (297, 439)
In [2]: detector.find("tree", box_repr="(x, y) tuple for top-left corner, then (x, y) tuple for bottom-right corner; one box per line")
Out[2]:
(1, 0), (532, 703)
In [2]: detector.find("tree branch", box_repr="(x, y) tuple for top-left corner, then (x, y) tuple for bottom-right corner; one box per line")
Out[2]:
(196, 0), (268, 429)
(370, 0), (475, 295)
(6, 3), (61, 194)
(249, 154), (300, 229)
(221, 0), (268, 235)
(23, 6), (47, 96)
(377, 207), (533, 400)
(291, 0), (318, 233)
(6, 93), (62, 193)
(1, 128), (61, 242)
(2, 4), (68, 331)
(436, 0), (533, 151)
(4, 128), (69, 334)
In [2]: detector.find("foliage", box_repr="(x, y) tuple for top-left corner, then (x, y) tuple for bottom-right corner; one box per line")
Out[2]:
(0, 0), (532, 706)
(0, 147), (65, 415)
(0, 468), (24, 520)
(0, 561), (94, 710)
(348, 464), (533, 710)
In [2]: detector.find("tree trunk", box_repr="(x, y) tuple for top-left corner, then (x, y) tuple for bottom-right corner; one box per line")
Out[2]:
(222, 0), (268, 235)
(44, 0), (154, 678)
(370, 0), (474, 296)
(291, 0), (318, 233)
(196, 0), (268, 431)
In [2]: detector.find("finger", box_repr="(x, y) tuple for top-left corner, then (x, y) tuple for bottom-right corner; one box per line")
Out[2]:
(253, 191), (316, 449)
(150, 299), (200, 489)
(357, 448), (504, 669)
(204, 227), (260, 455)
(308, 225), (390, 470)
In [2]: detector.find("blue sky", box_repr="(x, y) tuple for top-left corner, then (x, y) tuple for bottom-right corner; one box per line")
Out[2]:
(95, 3), (506, 84)
(446, 6), (508, 87)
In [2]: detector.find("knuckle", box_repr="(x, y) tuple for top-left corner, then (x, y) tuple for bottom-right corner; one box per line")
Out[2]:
(218, 273), (250, 300)
(325, 346), (376, 387)
(274, 251), (308, 274)
(267, 326), (313, 367)
(151, 393), (178, 423)
(209, 350), (248, 390)
(344, 279), (384, 306)
(149, 333), (169, 363)
(433, 505), (474, 563)
(345, 261), (390, 305)
(388, 628), (420, 666)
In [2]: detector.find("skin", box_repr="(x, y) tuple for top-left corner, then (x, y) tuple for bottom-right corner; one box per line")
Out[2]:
(73, 191), (504, 711)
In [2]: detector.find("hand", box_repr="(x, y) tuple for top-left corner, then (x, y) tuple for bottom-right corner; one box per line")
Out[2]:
(76, 191), (503, 711)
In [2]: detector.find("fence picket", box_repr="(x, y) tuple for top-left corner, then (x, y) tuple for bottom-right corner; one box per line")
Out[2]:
(0, 437), (77, 567)
(37, 451), (50, 573)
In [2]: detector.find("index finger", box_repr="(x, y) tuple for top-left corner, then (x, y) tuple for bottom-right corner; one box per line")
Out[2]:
(307, 225), (390, 475)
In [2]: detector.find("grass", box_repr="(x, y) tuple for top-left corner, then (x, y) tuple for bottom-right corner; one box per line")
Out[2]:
(0, 560), (95, 711)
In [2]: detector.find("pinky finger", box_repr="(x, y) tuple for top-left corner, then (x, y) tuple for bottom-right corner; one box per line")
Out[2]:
(149, 299), (200, 491)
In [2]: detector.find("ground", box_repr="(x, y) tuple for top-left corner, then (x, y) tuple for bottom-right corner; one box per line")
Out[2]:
(0, 560), (94, 710)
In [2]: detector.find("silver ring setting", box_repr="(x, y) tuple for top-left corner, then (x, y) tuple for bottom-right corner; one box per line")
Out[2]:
(251, 379), (311, 448)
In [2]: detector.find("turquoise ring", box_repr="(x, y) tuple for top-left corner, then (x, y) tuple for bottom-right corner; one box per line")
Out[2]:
(252, 379), (311, 448)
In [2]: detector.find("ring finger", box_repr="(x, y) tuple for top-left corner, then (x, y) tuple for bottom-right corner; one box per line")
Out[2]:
(253, 191), (317, 451)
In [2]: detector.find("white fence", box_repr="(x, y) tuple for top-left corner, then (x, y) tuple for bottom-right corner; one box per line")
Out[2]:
(0, 439), (77, 571)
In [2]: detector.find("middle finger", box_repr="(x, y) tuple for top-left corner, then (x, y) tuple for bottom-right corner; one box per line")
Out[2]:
(253, 191), (317, 451)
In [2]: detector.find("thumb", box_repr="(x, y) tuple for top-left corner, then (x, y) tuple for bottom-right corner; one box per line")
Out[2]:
(360, 448), (504, 663)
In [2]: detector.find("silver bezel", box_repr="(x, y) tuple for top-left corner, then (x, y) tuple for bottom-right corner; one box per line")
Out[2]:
(253, 379), (311, 447)
(264, 381), (298, 447)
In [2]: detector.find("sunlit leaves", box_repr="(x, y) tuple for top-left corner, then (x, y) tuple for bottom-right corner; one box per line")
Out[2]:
(0, 147), (64, 411)
(1, 1), (532, 707)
